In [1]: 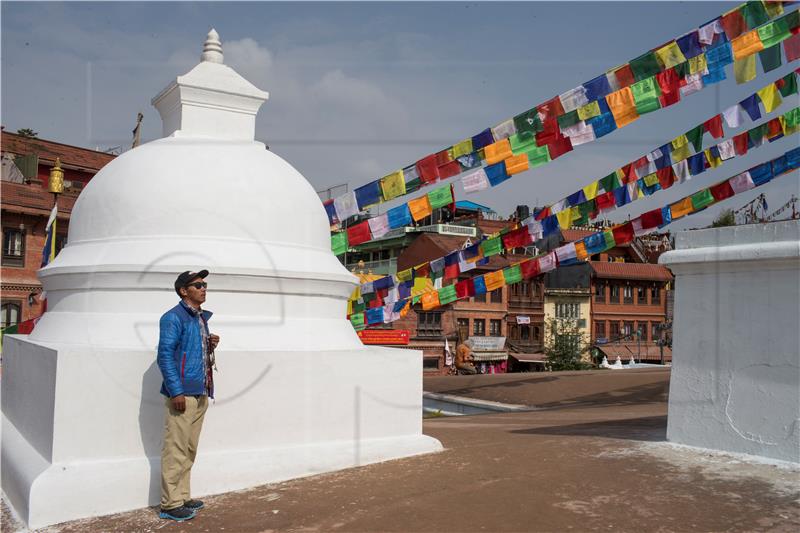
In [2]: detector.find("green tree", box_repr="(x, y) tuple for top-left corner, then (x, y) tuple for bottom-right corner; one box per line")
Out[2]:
(16, 128), (38, 138)
(544, 317), (592, 371)
(711, 208), (735, 228)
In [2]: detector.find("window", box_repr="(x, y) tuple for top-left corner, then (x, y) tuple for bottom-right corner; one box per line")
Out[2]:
(610, 321), (621, 339)
(511, 284), (520, 296)
(1, 301), (21, 329)
(473, 319), (486, 336)
(623, 285), (634, 304)
(417, 312), (442, 337)
(457, 318), (470, 340)
(636, 322), (647, 340)
(490, 319), (502, 336)
(594, 282), (606, 303)
(472, 292), (487, 303)
(623, 321), (634, 336)
(521, 325), (530, 340)
(521, 282), (529, 296)
(533, 326), (541, 340)
(595, 321), (606, 339)
(2, 228), (25, 267)
(650, 285), (661, 305)
(423, 357), (440, 370)
(532, 283), (541, 298)
(651, 322), (661, 342)
(490, 288), (503, 303)
(555, 302), (580, 319)
(610, 284), (620, 304)
(509, 324), (518, 339)
(637, 285), (646, 305)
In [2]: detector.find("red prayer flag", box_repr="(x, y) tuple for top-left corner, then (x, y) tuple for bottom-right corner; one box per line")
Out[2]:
(703, 115), (724, 139)
(537, 97), (565, 123)
(416, 154), (440, 184)
(535, 206), (551, 220)
(547, 135), (573, 160)
(621, 163), (638, 184)
(415, 263), (430, 278)
(785, 33), (800, 62)
(721, 9), (747, 40)
(444, 263), (460, 280)
(595, 191), (617, 211)
(535, 119), (561, 147)
(710, 181), (735, 201)
(347, 220), (372, 246)
(614, 64), (636, 88)
(611, 222), (635, 245)
(520, 258), (541, 279)
(657, 166), (675, 190)
(767, 117), (783, 139)
(657, 68), (681, 107)
(640, 208), (664, 229)
(455, 279), (471, 299)
(438, 160), (461, 180)
(435, 149), (452, 167)
(502, 227), (533, 249)
(733, 132), (749, 155)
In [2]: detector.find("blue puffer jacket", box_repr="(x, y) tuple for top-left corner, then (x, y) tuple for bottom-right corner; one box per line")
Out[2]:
(157, 301), (214, 398)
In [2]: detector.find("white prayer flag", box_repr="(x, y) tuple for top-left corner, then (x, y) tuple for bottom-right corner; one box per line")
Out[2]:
(492, 119), (516, 140)
(555, 242), (577, 263)
(539, 252), (557, 273)
(729, 171), (755, 193)
(561, 121), (596, 146)
(717, 139), (736, 160)
(673, 159), (691, 183)
(334, 191), (359, 221)
(462, 168), (490, 194)
(559, 86), (589, 113)
(722, 104), (747, 128)
(368, 214), (391, 239)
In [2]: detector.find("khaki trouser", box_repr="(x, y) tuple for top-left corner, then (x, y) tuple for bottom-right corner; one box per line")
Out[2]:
(161, 395), (208, 510)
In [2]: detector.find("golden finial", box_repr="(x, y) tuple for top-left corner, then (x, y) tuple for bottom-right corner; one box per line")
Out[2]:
(48, 158), (64, 194)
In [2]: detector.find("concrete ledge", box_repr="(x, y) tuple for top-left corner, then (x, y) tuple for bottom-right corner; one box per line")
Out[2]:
(423, 392), (532, 416)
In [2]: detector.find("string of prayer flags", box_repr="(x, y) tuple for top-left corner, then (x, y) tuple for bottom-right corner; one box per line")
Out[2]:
(326, 3), (798, 227)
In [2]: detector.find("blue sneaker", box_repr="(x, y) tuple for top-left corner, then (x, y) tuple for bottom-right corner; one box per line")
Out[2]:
(184, 499), (204, 510)
(159, 506), (196, 521)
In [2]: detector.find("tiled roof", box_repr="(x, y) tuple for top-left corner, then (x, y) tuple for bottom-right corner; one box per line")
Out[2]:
(1, 181), (77, 217)
(1, 131), (116, 171)
(561, 228), (596, 242)
(590, 261), (673, 281)
(397, 233), (510, 271)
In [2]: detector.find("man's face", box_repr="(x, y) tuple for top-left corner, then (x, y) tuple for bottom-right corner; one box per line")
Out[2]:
(181, 277), (207, 306)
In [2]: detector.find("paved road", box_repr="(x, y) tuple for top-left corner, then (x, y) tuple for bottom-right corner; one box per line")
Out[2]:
(5, 368), (799, 532)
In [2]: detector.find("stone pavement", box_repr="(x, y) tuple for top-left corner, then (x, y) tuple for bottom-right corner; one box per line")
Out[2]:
(4, 368), (799, 532)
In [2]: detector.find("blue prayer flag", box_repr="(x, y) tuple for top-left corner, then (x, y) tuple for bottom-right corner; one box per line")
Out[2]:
(485, 162), (511, 187)
(687, 152), (707, 176)
(542, 215), (560, 236)
(366, 307), (384, 325)
(583, 74), (612, 101)
(473, 276), (487, 295)
(677, 31), (702, 58)
(785, 147), (800, 170)
(387, 204), (412, 228)
(588, 112), (617, 138)
(749, 162), (773, 186)
(471, 128), (495, 150)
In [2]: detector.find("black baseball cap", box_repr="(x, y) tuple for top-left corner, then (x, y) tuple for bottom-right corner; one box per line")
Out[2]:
(174, 269), (209, 295)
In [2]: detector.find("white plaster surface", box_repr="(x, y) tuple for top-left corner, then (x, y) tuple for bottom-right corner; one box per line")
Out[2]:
(660, 220), (800, 463)
(1, 32), (442, 528)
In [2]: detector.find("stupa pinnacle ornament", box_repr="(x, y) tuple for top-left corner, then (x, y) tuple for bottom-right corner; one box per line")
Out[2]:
(201, 28), (223, 64)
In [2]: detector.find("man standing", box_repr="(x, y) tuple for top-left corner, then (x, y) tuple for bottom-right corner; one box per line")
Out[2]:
(157, 270), (220, 521)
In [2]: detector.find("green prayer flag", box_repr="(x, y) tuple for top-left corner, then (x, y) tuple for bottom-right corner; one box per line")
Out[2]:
(685, 125), (704, 153)
(513, 107), (543, 136)
(673, 61), (689, 79)
(602, 230), (616, 250)
(578, 200), (596, 220)
(412, 295), (421, 305)
(557, 109), (580, 129)
(748, 123), (767, 144)
(352, 300), (365, 313)
(629, 51), (661, 81)
(362, 291), (375, 303)
(631, 77), (662, 115)
(786, 9), (800, 32)
(758, 44), (783, 73)
(599, 172), (620, 193)
(784, 107), (800, 129)
(572, 211), (589, 226)
(480, 237), (503, 257)
(503, 265), (522, 285)
(779, 73), (798, 97)
(509, 132), (537, 154)
(741, 0), (769, 30)
(437, 284), (458, 305)
(350, 312), (365, 330)
(331, 232), (348, 256)
(524, 144), (551, 168)
(757, 18), (791, 48)
(690, 188), (715, 211)
(427, 185), (453, 209)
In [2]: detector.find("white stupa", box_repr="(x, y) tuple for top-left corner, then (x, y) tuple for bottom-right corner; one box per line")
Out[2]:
(1, 30), (441, 529)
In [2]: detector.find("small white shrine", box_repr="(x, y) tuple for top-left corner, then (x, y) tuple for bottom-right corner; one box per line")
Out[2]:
(1, 30), (441, 528)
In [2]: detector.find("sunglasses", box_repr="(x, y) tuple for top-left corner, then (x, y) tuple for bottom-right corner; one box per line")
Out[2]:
(186, 281), (208, 290)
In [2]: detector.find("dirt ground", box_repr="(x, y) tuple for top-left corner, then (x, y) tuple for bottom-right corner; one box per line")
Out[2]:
(4, 368), (799, 532)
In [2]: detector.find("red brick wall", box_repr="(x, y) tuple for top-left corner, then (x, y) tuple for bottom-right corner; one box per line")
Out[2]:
(590, 278), (668, 343)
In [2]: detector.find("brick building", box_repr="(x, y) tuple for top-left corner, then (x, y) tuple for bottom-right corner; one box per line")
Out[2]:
(1, 130), (115, 329)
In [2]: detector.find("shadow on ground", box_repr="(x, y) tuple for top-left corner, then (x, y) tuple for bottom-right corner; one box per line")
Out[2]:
(510, 415), (667, 442)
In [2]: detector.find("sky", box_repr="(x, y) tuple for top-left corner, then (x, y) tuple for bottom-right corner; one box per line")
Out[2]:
(2, 1), (798, 230)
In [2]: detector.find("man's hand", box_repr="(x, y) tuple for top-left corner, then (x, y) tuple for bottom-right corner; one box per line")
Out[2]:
(208, 334), (220, 351)
(171, 395), (186, 412)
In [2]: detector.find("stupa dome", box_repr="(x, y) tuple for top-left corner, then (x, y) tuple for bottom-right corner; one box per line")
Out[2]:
(31, 30), (360, 351)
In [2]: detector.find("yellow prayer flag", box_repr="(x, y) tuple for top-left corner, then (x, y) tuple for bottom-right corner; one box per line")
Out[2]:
(671, 134), (688, 148)
(505, 153), (530, 175)
(757, 84), (782, 113)
(347, 300), (353, 315)
(408, 195), (432, 222)
(688, 54), (708, 75)
(484, 139), (512, 165)
(671, 142), (691, 163)
(350, 285), (361, 301)
(615, 168), (626, 181)
(575, 241), (588, 261)
(643, 173), (659, 187)
(764, 1), (783, 18)
(582, 181), (599, 200)
(484, 270), (506, 291)
(396, 268), (414, 282)
(734, 55), (757, 84)
(412, 276), (433, 296)
(655, 41), (687, 69)
(670, 197), (694, 220)
(577, 101), (601, 121)
(452, 138), (473, 158)
(606, 87), (640, 128)
(732, 30), (765, 61)
(420, 290), (440, 311)
(556, 207), (573, 229)
(704, 148), (722, 168)
(380, 170), (406, 201)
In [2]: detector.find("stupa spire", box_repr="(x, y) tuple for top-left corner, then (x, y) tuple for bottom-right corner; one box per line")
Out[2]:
(201, 28), (224, 64)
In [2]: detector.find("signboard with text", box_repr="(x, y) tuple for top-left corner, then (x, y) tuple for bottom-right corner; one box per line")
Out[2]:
(357, 329), (410, 345)
(469, 336), (506, 351)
